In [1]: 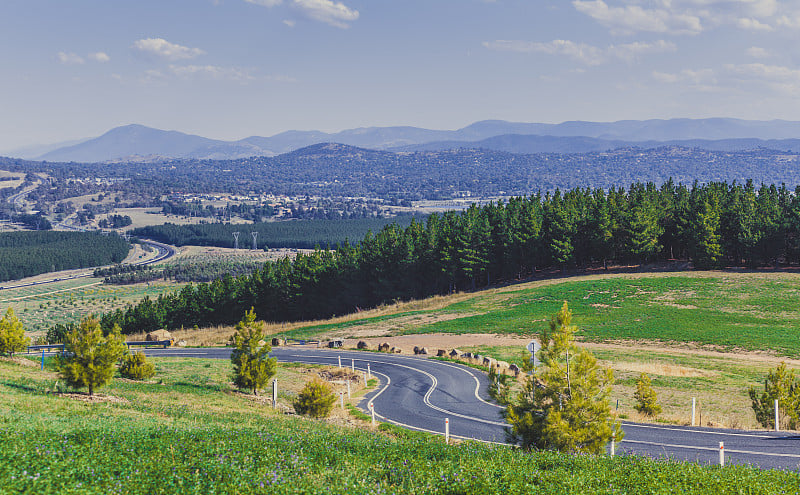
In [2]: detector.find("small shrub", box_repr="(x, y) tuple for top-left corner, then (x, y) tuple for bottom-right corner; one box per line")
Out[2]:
(0, 308), (29, 356)
(119, 352), (155, 380)
(634, 373), (662, 416)
(293, 378), (336, 418)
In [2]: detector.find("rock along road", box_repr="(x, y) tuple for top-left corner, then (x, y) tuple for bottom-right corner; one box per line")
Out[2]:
(141, 346), (800, 471)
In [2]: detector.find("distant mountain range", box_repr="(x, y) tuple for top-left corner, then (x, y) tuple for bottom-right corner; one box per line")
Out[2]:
(10, 118), (800, 163)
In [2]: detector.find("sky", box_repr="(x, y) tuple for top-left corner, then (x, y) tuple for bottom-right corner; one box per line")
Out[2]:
(2, 0), (800, 151)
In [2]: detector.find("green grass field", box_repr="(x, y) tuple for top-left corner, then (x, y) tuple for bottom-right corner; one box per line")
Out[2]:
(286, 271), (800, 356)
(3, 356), (800, 494)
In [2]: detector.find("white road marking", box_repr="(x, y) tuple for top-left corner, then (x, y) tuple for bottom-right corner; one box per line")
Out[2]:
(621, 422), (776, 439)
(279, 352), (507, 427)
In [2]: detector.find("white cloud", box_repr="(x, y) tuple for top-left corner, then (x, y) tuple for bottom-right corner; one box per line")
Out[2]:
(88, 52), (110, 63)
(572, 0), (703, 35)
(745, 46), (772, 58)
(245, 0), (359, 28)
(484, 39), (675, 65)
(57, 52), (84, 65)
(133, 38), (206, 61)
(291, 0), (359, 28)
(736, 17), (774, 30)
(283, 19), (297, 27)
(609, 40), (677, 61)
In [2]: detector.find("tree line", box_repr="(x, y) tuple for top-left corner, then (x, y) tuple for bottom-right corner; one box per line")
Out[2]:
(0, 231), (130, 282)
(130, 216), (420, 250)
(95, 180), (800, 334)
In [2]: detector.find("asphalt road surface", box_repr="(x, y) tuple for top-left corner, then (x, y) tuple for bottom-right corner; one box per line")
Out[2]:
(137, 346), (800, 471)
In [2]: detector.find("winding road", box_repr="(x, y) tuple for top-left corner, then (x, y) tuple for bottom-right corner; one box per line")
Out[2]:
(0, 238), (175, 292)
(138, 346), (800, 471)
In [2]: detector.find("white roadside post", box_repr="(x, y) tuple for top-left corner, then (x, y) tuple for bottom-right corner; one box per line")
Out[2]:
(610, 431), (616, 457)
(445, 418), (450, 444)
(347, 380), (351, 399)
(775, 399), (780, 432)
(351, 358), (355, 371)
(369, 402), (375, 425)
(719, 442), (725, 466)
(338, 355), (342, 368)
(691, 397), (696, 426)
(526, 340), (541, 399)
(367, 363), (371, 379)
(272, 379), (277, 409)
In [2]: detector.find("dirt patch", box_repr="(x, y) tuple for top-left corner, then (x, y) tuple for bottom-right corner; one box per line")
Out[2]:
(328, 312), (479, 338)
(53, 392), (128, 403)
(649, 302), (699, 310)
(603, 360), (714, 377)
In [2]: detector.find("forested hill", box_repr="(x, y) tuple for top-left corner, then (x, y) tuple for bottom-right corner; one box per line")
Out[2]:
(6, 145), (800, 200)
(0, 231), (130, 282)
(97, 180), (800, 335)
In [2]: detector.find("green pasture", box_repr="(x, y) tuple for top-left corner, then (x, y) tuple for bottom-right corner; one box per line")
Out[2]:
(289, 272), (800, 357)
(2, 357), (799, 494)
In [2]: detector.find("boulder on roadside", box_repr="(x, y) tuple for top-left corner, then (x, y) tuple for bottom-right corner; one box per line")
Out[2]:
(146, 329), (172, 342)
(391, 347), (402, 353)
(418, 347), (428, 355)
(449, 349), (461, 358)
(508, 364), (521, 376)
(357, 341), (369, 350)
(271, 338), (282, 346)
(378, 342), (391, 352)
(436, 349), (447, 357)
(176, 340), (187, 347)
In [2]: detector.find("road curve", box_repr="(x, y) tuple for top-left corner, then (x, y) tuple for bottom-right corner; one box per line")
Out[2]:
(0, 238), (175, 292)
(139, 346), (800, 471)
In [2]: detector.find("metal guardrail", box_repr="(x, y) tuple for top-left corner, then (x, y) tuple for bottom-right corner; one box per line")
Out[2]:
(126, 340), (172, 349)
(27, 344), (65, 353)
(285, 338), (321, 346)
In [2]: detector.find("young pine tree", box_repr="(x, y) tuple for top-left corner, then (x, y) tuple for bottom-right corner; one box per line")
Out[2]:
(634, 373), (661, 416)
(0, 307), (29, 356)
(230, 308), (276, 395)
(504, 302), (623, 453)
(749, 362), (800, 429)
(57, 317), (127, 396)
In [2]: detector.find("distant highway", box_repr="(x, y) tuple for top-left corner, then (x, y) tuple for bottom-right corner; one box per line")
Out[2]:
(137, 347), (800, 471)
(0, 238), (176, 292)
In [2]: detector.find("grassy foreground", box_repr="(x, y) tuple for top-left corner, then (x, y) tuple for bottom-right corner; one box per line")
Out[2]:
(2, 358), (800, 494)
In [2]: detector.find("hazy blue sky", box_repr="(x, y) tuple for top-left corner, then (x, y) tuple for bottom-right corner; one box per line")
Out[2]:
(2, 0), (800, 150)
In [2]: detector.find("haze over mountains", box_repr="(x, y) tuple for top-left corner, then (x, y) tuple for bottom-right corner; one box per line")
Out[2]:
(9, 118), (800, 163)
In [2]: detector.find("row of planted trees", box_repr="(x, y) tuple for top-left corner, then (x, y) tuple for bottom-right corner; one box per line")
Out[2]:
(94, 180), (800, 335)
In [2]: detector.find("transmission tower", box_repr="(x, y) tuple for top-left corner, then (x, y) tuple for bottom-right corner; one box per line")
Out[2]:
(232, 231), (240, 250)
(251, 231), (258, 250)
